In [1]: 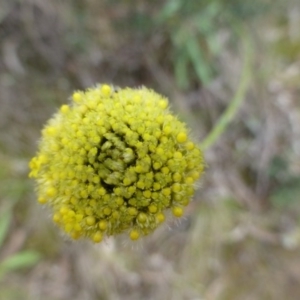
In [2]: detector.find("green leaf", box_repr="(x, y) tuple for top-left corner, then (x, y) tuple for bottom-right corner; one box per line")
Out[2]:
(174, 51), (190, 90)
(0, 251), (41, 279)
(206, 34), (221, 56)
(270, 178), (300, 209)
(185, 37), (213, 85)
(156, 0), (183, 22)
(0, 212), (12, 249)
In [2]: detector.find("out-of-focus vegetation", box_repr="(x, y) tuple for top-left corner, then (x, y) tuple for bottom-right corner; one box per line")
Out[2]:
(1, 0), (300, 299)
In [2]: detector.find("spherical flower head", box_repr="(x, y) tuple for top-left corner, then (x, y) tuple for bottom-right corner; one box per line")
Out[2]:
(29, 84), (205, 243)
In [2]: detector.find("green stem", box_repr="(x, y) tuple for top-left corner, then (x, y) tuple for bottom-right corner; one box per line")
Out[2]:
(201, 27), (253, 151)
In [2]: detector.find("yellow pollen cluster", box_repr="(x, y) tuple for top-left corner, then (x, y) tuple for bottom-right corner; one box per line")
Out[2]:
(29, 84), (205, 243)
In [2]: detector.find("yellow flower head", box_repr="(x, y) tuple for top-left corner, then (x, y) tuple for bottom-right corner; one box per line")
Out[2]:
(29, 84), (205, 243)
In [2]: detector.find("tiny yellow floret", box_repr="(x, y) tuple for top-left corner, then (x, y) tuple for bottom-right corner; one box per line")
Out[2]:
(93, 231), (103, 243)
(103, 207), (112, 216)
(101, 84), (111, 96)
(156, 212), (165, 223)
(128, 207), (138, 216)
(60, 105), (70, 113)
(172, 207), (184, 217)
(72, 92), (82, 103)
(176, 132), (187, 143)
(158, 100), (168, 109)
(185, 142), (195, 150)
(137, 213), (147, 223)
(52, 213), (60, 223)
(46, 187), (57, 197)
(98, 220), (107, 230)
(38, 197), (47, 204)
(148, 204), (158, 213)
(185, 177), (194, 185)
(86, 216), (96, 226)
(130, 229), (140, 240)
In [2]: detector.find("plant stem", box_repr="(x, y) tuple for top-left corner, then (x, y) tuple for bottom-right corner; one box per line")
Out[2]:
(201, 27), (253, 151)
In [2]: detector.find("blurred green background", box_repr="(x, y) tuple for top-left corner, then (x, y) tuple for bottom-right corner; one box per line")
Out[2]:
(1, 0), (300, 299)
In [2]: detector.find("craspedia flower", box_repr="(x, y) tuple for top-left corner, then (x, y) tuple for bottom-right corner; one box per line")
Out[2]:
(29, 84), (205, 243)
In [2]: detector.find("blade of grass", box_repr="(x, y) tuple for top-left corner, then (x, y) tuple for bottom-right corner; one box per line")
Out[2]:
(185, 36), (213, 85)
(0, 251), (41, 280)
(174, 50), (190, 89)
(156, 0), (183, 23)
(0, 211), (12, 249)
